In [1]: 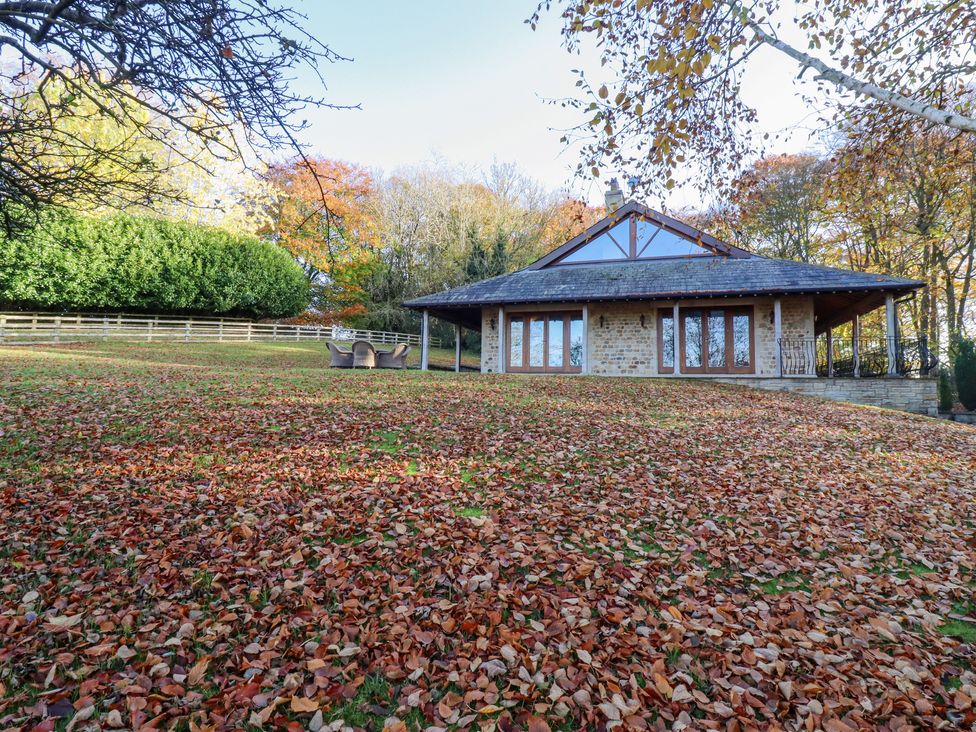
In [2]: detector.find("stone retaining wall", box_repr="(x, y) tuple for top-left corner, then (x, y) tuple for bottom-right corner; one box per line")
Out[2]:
(713, 376), (939, 416)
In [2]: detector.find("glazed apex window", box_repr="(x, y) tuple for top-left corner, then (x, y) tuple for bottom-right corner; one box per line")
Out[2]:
(658, 306), (754, 374)
(507, 312), (583, 373)
(555, 214), (716, 265)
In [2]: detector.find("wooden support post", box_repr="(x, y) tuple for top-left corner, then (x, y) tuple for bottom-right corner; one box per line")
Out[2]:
(184, 322), (190, 343)
(826, 327), (834, 377)
(885, 294), (898, 376)
(497, 306), (505, 374)
(852, 314), (861, 377)
(773, 298), (783, 377)
(421, 310), (430, 371)
(54, 316), (61, 344)
(581, 304), (589, 374)
(672, 303), (681, 376)
(272, 323), (278, 342)
(247, 323), (253, 342)
(0, 313), (6, 344)
(454, 324), (462, 373)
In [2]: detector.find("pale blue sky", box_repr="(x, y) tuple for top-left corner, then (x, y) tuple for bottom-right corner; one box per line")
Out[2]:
(294, 1), (819, 208)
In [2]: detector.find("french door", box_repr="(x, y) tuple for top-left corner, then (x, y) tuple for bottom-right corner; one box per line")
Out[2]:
(507, 312), (583, 373)
(660, 307), (754, 374)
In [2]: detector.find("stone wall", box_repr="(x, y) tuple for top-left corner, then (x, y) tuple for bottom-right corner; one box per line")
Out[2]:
(713, 376), (939, 416)
(481, 308), (500, 372)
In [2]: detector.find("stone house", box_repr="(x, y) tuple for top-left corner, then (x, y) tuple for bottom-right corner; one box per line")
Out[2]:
(404, 198), (937, 414)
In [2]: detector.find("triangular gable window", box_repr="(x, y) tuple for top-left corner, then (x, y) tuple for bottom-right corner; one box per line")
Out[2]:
(635, 219), (714, 258)
(554, 214), (716, 265)
(559, 220), (630, 263)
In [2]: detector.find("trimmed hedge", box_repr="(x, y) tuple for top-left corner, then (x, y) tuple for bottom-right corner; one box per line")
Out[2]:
(0, 208), (310, 318)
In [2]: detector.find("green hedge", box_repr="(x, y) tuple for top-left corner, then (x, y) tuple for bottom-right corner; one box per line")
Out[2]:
(0, 208), (310, 318)
(956, 339), (976, 411)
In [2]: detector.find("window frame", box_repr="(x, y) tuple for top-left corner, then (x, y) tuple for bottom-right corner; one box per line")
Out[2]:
(657, 309), (675, 374)
(553, 213), (717, 266)
(506, 310), (584, 374)
(671, 305), (755, 375)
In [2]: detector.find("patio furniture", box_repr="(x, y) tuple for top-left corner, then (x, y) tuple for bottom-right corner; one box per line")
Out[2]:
(376, 343), (411, 369)
(351, 340), (377, 369)
(328, 342), (354, 368)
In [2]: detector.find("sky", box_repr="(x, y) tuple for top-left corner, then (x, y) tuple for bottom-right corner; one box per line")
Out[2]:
(294, 1), (824, 209)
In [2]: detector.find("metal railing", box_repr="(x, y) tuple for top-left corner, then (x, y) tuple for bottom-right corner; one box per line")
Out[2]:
(0, 312), (440, 348)
(778, 336), (937, 377)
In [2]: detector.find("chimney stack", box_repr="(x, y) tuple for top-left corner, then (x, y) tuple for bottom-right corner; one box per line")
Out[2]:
(604, 177), (624, 212)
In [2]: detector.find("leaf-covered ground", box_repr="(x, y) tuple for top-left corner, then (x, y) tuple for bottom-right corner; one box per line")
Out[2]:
(1, 342), (975, 732)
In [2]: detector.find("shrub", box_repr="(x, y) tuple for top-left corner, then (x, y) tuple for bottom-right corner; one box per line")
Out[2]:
(0, 208), (309, 318)
(956, 339), (976, 411)
(938, 368), (955, 412)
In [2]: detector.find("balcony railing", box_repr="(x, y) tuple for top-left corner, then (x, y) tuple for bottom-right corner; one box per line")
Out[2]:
(777, 337), (937, 378)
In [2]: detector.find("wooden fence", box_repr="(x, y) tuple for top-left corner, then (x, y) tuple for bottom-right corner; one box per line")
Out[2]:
(0, 312), (438, 348)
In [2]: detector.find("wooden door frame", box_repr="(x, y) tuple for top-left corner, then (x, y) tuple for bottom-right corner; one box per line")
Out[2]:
(504, 310), (583, 374)
(678, 305), (755, 375)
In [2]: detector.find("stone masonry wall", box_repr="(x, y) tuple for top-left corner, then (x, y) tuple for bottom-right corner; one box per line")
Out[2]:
(713, 376), (939, 416)
(481, 308), (500, 372)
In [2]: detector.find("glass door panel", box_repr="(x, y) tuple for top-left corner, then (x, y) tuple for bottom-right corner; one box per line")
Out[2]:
(659, 311), (675, 372)
(683, 312), (703, 370)
(707, 310), (726, 369)
(528, 318), (545, 368)
(569, 316), (584, 368)
(509, 316), (524, 369)
(547, 316), (565, 368)
(731, 312), (752, 371)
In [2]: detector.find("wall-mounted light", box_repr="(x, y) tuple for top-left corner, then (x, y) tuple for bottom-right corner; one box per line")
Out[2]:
(599, 315), (606, 329)
(490, 317), (496, 331)
(640, 314), (646, 328)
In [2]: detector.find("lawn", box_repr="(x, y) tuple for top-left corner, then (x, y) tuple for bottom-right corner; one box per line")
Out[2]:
(1, 342), (974, 731)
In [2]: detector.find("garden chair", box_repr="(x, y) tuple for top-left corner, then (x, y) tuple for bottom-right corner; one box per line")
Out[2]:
(328, 342), (354, 368)
(376, 343), (411, 369)
(351, 340), (377, 369)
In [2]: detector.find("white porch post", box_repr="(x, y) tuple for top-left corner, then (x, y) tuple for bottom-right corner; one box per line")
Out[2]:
(497, 306), (505, 373)
(826, 327), (834, 378)
(581, 304), (589, 374)
(885, 294), (898, 376)
(454, 324), (462, 373)
(852, 314), (861, 377)
(421, 310), (430, 371)
(773, 298), (783, 377)
(672, 303), (681, 376)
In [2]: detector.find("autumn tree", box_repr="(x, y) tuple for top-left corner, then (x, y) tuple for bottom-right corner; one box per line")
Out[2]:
(264, 159), (377, 320)
(726, 154), (830, 262)
(0, 0), (348, 229)
(532, 0), (976, 195)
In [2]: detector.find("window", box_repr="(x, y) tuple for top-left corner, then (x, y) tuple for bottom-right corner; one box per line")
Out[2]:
(555, 214), (717, 265)
(507, 311), (584, 373)
(676, 306), (754, 374)
(636, 220), (714, 258)
(559, 220), (630, 263)
(658, 311), (675, 373)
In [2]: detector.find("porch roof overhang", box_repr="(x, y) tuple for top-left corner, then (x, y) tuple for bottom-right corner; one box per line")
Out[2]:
(403, 256), (924, 331)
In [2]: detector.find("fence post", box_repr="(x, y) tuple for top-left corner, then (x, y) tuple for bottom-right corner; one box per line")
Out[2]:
(54, 316), (61, 344)
(102, 316), (109, 338)
(0, 313), (5, 344)
(184, 322), (191, 343)
(272, 323), (278, 342)
(147, 318), (153, 342)
(219, 321), (224, 342)
(247, 323), (253, 342)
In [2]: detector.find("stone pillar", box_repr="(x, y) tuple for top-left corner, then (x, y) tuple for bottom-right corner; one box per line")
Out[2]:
(421, 310), (430, 371)
(885, 294), (898, 376)
(497, 306), (506, 374)
(774, 298), (783, 377)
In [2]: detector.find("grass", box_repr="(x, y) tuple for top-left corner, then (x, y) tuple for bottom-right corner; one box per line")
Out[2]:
(1, 340), (974, 731)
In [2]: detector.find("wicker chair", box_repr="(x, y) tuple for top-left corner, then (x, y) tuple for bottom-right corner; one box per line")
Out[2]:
(328, 342), (354, 368)
(376, 343), (411, 369)
(351, 340), (377, 369)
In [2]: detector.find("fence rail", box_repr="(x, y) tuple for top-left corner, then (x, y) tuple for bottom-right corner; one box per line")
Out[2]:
(0, 312), (439, 348)
(778, 336), (937, 378)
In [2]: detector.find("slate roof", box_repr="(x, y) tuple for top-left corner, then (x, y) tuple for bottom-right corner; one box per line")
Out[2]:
(403, 256), (923, 310)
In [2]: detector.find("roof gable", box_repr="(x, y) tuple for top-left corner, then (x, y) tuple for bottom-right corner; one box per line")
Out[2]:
(528, 201), (752, 270)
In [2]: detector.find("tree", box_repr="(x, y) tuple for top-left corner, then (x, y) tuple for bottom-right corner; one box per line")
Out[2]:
(531, 0), (976, 194)
(0, 0), (348, 228)
(727, 154), (829, 262)
(956, 339), (976, 410)
(264, 158), (378, 320)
